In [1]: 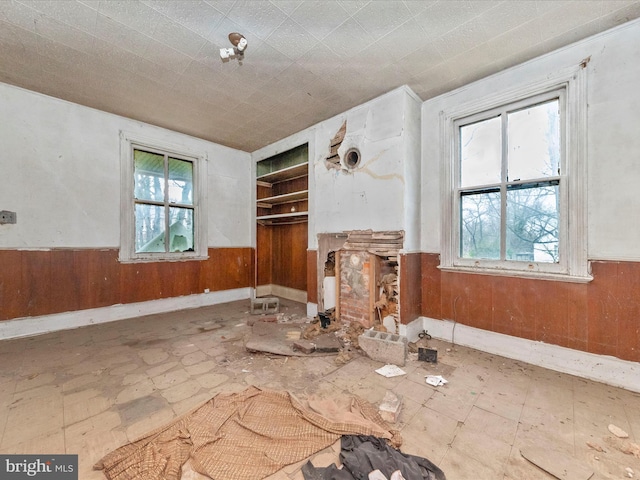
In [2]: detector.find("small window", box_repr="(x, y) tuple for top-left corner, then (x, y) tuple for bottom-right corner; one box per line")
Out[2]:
(120, 132), (207, 262)
(439, 65), (590, 282)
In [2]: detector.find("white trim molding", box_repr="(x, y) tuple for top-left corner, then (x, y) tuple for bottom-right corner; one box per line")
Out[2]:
(0, 288), (250, 340)
(439, 63), (590, 282)
(119, 130), (209, 263)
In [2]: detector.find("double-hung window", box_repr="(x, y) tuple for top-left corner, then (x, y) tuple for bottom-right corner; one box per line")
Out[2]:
(120, 132), (208, 262)
(440, 66), (590, 281)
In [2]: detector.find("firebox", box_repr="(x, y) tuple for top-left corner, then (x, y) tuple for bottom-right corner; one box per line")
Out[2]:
(319, 230), (403, 332)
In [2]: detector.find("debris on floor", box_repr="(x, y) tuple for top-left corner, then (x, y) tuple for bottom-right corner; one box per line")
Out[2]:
(418, 347), (438, 363)
(604, 435), (640, 458)
(425, 375), (448, 387)
(378, 391), (402, 424)
(586, 441), (605, 452)
(315, 333), (342, 353)
(245, 320), (342, 357)
(375, 364), (406, 378)
(520, 446), (594, 480)
(300, 435), (446, 480)
(303, 316), (341, 340)
(293, 339), (317, 354)
(334, 349), (355, 365)
(359, 329), (408, 366)
(341, 320), (366, 349)
(609, 423), (630, 438)
(95, 387), (401, 480)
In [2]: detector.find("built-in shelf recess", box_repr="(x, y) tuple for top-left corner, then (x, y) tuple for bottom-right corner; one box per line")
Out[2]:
(256, 145), (309, 225)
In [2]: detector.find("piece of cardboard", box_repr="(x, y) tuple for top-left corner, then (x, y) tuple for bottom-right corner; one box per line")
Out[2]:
(520, 446), (593, 480)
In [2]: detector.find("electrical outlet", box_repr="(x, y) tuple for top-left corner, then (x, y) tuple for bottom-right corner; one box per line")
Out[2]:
(0, 210), (17, 224)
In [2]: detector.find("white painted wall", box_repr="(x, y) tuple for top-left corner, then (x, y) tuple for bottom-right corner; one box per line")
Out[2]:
(401, 88), (423, 253)
(312, 87), (421, 238)
(0, 83), (252, 249)
(253, 86), (422, 250)
(421, 20), (640, 261)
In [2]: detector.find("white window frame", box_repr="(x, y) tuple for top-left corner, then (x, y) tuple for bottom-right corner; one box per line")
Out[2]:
(119, 131), (208, 263)
(439, 65), (591, 282)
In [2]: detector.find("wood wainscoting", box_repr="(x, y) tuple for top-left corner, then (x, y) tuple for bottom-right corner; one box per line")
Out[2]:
(0, 247), (253, 321)
(420, 253), (640, 363)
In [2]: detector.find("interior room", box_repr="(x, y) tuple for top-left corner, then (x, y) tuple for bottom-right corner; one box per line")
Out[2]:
(1, 1), (639, 479)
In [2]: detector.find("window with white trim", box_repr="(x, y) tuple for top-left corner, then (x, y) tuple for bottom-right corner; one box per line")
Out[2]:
(120, 132), (208, 262)
(440, 66), (590, 282)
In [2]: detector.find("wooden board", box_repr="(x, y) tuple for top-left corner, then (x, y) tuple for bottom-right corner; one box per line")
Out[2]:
(520, 447), (593, 480)
(244, 322), (337, 357)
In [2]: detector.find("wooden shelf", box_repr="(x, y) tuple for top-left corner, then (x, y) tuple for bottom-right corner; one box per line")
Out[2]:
(256, 163), (308, 184)
(257, 190), (308, 208)
(257, 211), (308, 226)
(257, 211), (308, 221)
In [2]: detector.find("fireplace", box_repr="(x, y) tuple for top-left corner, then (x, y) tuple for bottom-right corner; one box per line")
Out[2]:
(318, 230), (403, 333)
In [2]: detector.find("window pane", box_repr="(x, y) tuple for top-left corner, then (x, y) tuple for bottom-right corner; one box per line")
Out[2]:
(134, 150), (165, 202)
(460, 191), (501, 259)
(168, 207), (194, 252)
(168, 157), (193, 205)
(506, 184), (559, 263)
(460, 116), (501, 187)
(507, 100), (560, 180)
(135, 204), (165, 252)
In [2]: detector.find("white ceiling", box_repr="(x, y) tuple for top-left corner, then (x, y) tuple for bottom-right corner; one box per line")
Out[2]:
(1, 0), (639, 152)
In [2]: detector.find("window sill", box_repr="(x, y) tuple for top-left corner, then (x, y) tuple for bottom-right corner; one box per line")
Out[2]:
(438, 265), (593, 283)
(119, 254), (209, 264)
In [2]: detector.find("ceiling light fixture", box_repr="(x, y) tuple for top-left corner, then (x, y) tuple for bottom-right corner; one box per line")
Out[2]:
(220, 32), (247, 61)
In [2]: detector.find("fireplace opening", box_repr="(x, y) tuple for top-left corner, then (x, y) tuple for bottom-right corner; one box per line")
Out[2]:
(319, 231), (403, 333)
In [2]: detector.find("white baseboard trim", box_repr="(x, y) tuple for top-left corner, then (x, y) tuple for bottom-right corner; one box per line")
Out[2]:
(421, 316), (640, 393)
(400, 317), (426, 342)
(0, 288), (251, 340)
(255, 284), (307, 304)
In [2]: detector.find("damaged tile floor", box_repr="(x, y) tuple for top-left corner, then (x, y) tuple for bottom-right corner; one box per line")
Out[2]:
(1, 299), (639, 480)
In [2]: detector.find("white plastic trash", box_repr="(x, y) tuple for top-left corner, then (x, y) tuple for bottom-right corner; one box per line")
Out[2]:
(425, 375), (448, 386)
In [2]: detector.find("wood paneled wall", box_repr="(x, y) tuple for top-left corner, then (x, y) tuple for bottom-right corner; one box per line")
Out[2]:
(256, 224), (273, 286)
(271, 223), (308, 291)
(256, 222), (307, 292)
(420, 253), (640, 363)
(0, 247), (253, 321)
(307, 249), (317, 304)
(399, 253), (422, 325)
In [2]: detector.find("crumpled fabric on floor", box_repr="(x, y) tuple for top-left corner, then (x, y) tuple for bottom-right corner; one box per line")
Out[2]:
(301, 435), (446, 480)
(94, 387), (401, 480)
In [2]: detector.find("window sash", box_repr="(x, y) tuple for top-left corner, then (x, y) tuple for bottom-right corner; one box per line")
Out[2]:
(119, 131), (208, 263)
(133, 148), (196, 254)
(453, 90), (565, 270)
(439, 64), (590, 282)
